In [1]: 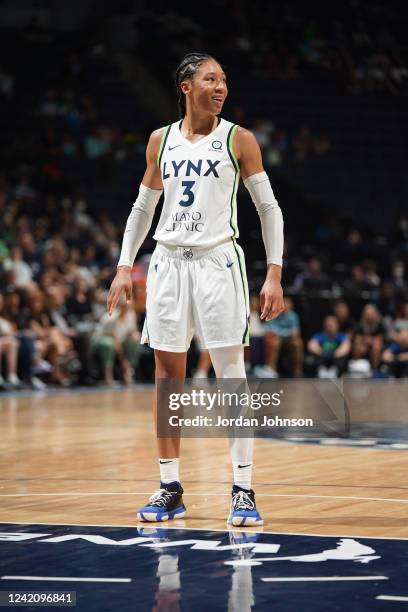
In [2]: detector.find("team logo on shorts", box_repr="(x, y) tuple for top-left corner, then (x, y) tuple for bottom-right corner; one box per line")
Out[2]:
(183, 248), (194, 259)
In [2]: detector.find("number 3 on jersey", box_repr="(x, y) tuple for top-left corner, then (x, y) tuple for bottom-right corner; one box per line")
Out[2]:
(179, 180), (195, 207)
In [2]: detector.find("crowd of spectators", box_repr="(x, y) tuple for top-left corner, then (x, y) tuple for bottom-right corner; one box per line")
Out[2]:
(0, 178), (153, 390)
(36, 85), (146, 164)
(0, 166), (407, 388)
(31, 86), (332, 169)
(133, 2), (408, 95)
(247, 117), (331, 166)
(247, 295), (408, 380)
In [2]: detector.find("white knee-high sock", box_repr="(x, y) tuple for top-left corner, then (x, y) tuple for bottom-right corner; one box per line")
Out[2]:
(230, 439), (254, 490)
(208, 346), (246, 378)
(208, 346), (254, 490)
(159, 458), (180, 485)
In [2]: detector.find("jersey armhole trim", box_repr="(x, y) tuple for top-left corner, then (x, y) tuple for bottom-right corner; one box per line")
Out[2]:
(227, 124), (239, 173)
(157, 125), (171, 168)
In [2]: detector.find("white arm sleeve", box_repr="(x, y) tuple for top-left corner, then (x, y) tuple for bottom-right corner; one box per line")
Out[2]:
(117, 184), (163, 268)
(243, 171), (284, 266)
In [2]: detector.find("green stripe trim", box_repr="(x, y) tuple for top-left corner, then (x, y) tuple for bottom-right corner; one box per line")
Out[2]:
(227, 124), (240, 239)
(145, 316), (150, 343)
(227, 124), (239, 172)
(157, 125), (171, 168)
(231, 240), (250, 344)
(228, 172), (238, 237)
(227, 122), (246, 342)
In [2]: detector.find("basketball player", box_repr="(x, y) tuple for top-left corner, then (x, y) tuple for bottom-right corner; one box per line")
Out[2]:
(107, 53), (284, 525)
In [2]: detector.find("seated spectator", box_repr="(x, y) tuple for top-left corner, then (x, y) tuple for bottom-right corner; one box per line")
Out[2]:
(343, 265), (375, 300)
(292, 126), (312, 161)
(92, 299), (142, 385)
(354, 304), (385, 370)
(84, 127), (111, 159)
(333, 300), (355, 336)
(88, 286), (107, 322)
(391, 216), (408, 250)
(252, 117), (274, 150)
(347, 335), (372, 378)
(362, 259), (381, 290)
(0, 293), (20, 388)
(46, 287), (84, 380)
(64, 279), (99, 385)
(2, 288), (42, 388)
(66, 277), (94, 331)
(389, 260), (406, 293)
(263, 297), (303, 377)
(293, 257), (332, 294)
(14, 176), (36, 203)
(266, 130), (288, 167)
(382, 328), (408, 378)
(392, 302), (408, 334)
(17, 231), (42, 279)
(376, 282), (399, 320)
(26, 291), (73, 386)
(266, 138), (283, 167)
(340, 229), (366, 266)
(3, 246), (34, 288)
(307, 315), (351, 378)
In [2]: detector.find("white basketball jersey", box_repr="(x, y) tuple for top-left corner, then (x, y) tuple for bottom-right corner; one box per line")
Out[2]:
(153, 118), (240, 247)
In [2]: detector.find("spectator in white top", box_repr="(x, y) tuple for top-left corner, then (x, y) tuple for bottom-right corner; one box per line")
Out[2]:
(3, 246), (34, 288)
(0, 294), (20, 388)
(92, 299), (141, 385)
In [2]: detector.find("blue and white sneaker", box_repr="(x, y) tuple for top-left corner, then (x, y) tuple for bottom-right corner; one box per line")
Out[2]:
(137, 481), (186, 522)
(227, 485), (263, 527)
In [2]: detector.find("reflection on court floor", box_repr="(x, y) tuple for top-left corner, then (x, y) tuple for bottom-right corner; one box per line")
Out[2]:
(1, 523), (407, 611)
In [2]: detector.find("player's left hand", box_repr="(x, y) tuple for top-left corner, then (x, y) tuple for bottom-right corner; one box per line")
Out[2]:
(259, 279), (284, 321)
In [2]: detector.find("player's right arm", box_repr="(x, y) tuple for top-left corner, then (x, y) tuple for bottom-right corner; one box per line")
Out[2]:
(140, 128), (166, 190)
(107, 129), (164, 316)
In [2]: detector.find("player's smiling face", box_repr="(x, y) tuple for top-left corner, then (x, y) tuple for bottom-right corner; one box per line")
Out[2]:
(182, 59), (228, 115)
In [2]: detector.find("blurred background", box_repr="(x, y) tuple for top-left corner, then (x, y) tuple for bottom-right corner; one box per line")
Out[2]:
(0, 0), (407, 388)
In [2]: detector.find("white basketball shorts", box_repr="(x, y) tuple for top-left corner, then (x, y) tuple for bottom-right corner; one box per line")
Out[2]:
(141, 240), (250, 352)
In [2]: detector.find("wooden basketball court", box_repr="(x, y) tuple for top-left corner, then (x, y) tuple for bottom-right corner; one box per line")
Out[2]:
(1, 387), (407, 538)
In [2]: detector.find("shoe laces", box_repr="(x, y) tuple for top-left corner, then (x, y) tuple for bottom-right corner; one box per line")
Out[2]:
(148, 488), (174, 508)
(232, 490), (255, 511)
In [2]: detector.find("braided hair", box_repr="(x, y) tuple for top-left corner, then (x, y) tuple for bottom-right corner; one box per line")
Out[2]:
(175, 52), (216, 117)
